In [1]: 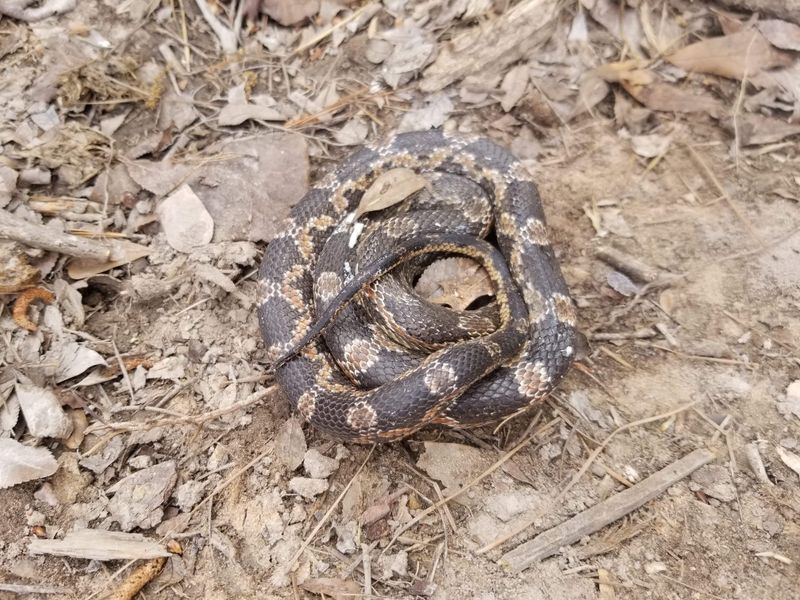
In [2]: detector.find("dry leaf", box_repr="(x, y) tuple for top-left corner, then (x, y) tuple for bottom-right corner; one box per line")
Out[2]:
(584, 0), (644, 55)
(594, 61), (721, 118)
(397, 93), (454, 133)
(572, 73), (610, 117)
(125, 159), (195, 197)
(0, 438), (58, 489)
(45, 340), (108, 383)
(380, 23), (437, 89)
(639, 1), (683, 55)
(500, 64), (530, 112)
(415, 257), (494, 311)
(776, 446), (800, 478)
(356, 169), (427, 218)
(218, 103), (285, 126)
(300, 578), (361, 600)
(757, 20), (800, 52)
(15, 382), (73, 439)
(630, 133), (671, 158)
(335, 118), (369, 146)
(261, 0), (319, 26)
(712, 8), (751, 35)
(667, 30), (793, 80)
(621, 79), (724, 117)
(722, 114), (800, 146)
(66, 240), (151, 279)
(594, 61), (653, 86)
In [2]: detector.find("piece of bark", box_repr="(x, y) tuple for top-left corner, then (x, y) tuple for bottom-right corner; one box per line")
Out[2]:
(500, 448), (715, 572)
(28, 529), (171, 560)
(420, 0), (558, 93)
(0, 209), (122, 262)
(595, 245), (662, 283)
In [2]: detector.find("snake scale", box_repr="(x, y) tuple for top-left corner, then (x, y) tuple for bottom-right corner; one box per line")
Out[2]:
(257, 129), (579, 442)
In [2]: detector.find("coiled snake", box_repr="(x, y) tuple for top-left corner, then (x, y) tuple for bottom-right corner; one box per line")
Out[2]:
(257, 129), (578, 442)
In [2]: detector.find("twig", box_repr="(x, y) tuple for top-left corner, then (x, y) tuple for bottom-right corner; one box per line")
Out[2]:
(589, 328), (657, 341)
(478, 400), (699, 554)
(635, 342), (751, 366)
(112, 339), (135, 403)
(0, 208), (122, 261)
(85, 387), (274, 434)
(176, 0), (191, 71)
(107, 557), (168, 600)
(500, 448), (715, 572)
(362, 543), (373, 599)
(194, 0), (237, 54)
(595, 245), (662, 283)
(0, 583), (69, 594)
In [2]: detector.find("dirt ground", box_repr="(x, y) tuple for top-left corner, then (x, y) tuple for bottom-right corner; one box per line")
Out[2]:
(1, 0), (799, 599)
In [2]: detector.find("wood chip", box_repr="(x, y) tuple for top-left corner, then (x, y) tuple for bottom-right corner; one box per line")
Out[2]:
(595, 245), (662, 283)
(28, 529), (171, 560)
(107, 557), (168, 600)
(0, 208), (124, 262)
(421, 0), (558, 92)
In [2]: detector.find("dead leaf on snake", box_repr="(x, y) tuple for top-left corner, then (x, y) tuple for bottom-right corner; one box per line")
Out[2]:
(355, 168), (428, 218)
(415, 256), (494, 311)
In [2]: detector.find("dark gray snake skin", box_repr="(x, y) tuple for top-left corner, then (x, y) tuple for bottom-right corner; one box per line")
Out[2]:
(257, 129), (578, 442)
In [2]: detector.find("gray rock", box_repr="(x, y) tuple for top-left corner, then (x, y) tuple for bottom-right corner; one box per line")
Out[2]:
(288, 476), (328, 500)
(303, 448), (339, 479)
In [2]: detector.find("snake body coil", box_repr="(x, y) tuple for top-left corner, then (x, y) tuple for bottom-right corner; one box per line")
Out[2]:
(257, 129), (578, 442)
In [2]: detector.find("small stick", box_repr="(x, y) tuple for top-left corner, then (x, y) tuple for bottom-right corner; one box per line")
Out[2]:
(589, 328), (656, 341)
(107, 557), (168, 600)
(595, 246), (662, 284)
(0, 583), (68, 594)
(362, 544), (372, 599)
(193, 0), (237, 54)
(0, 208), (121, 261)
(500, 448), (715, 572)
(176, 0), (191, 71)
